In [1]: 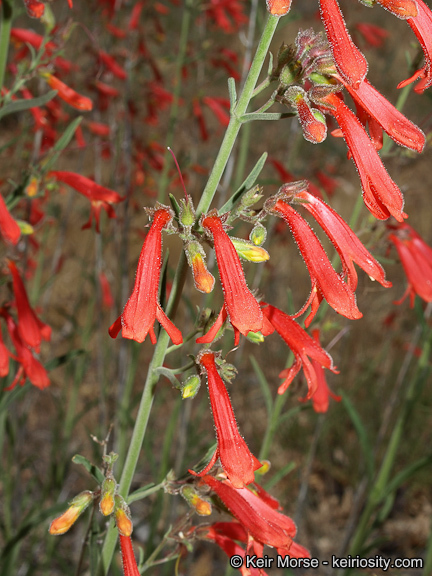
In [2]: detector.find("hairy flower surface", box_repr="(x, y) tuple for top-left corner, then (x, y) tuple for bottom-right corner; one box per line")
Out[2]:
(270, 199), (362, 325)
(318, 0), (368, 87)
(292, 190), (392, 291)
(119, 535), (140, 576)
(198, 213), (273, 345)
(191, 352), (261, 488)
(315, 91), (406, 222)
(202, 475), (305, 553)
(109, 207), (182, 345)
(262, 304), (338, 396)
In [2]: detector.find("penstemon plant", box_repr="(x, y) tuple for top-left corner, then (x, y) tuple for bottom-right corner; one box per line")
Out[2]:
(1, 0), (432, 575)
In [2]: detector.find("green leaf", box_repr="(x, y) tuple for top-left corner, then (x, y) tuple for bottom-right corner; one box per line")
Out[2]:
(381, 455), (432, 502)
(0, 90), (57, 121)
(342, 394), (374, 481)
(168, 193), (181, 218)
(267, 51), (274, 76)
(128, 483), (163, 504)
(219, 152), (267, 214)
(72, 454), (104, 484)
(240, 112), (292, 123)
(228, 77), (237, 111)
(41, 116), (83, 174)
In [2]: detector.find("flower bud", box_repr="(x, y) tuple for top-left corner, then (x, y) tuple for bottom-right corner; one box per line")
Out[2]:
(100, 477), (116, 516)
(231, 238), (270, 263)
(49, 491), (93, 535)
(181, 485), (212, 516)
(266, 0), (292, 16)
(185, 241), (215, 293)
(283, 86), (327, 144)
(246, 331), (265, 344)
(179, 196), (196, 229)
(255, 460), (271, 475)
(25, 177), (39, 197)
(249, 223), (267, 246)
(114, 495), (133, 537)
(182, 375), (201, 399)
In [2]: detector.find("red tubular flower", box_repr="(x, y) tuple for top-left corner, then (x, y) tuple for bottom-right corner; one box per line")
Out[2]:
(293, 190), (392, 292)
(201, 476), (302, 553)
(119, 535), (140, 576)
(284, 87), (327, 144)
(269, 199), (362, 326)
(318, 0), (368, 88)
(308, 329), (341, 413)
(203, 97), (230, 127)
(262, 304), (338, 396)
(98, 50), (128, 80)
(198, 523), (253, 576)
(109, 207), (182, 345)
(41, 74), (93, 111)
(315, 91), (406, 222)
(3, 311), (50, 390)
(48, 171), (124, 233)
(8, 261), (51, 353)
(388, 223), (432, 305)
(197, 212), (273, 345)
(23, 0), (45, 18)
(341, 79), (425, 153)
(191, 352), (262, 488)
(400, 0), (432, 92)
(0, 194), (20, 245)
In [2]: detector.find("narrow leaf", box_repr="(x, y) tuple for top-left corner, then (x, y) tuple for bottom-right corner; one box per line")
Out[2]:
(0, 90), (57, 120)
(342, 394), (374, 481)
(72, 454), (104, 484)
(219, 152), (267, 214)
(228, 77), (237, 111)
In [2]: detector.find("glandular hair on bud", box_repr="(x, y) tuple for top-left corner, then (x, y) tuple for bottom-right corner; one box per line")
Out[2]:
(100, 477), (117, 516)
(231, 238), (270, 263)
(49, 491), (94, 535)
(182, 375), (201, 399)
(180, 485), (212, 516)
(250, 223), (267, 246)
(114, 495), (133, 537)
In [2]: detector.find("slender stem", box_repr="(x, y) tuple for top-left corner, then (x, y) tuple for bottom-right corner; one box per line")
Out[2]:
(0, 0), (13, 92)
(98, 14), (280, 574)
(196, 14), (279, 217)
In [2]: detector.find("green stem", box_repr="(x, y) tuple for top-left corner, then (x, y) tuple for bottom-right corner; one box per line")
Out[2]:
(196, 14), (279, 217)
(0, 0), (13, 92)
(98, 14), (280, 574)
(157, 0), (193, 202)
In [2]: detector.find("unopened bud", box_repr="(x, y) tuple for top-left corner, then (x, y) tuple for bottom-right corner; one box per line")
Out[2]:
(25, 177), (39, 198)
(266, 0), (292, 16)
(100, 477), (116, 516)
(185, 241), (215, 294)
(179, 197), (196, 229)
(182, 375), (201, 399)
(181, 485), (212, 516)
(246, 331), (265, 344)
(114, 495), (133, 537)
(49, 491), (93, 535)
(17, 220), (34, 235)
(250, 224), (267, 246)
(231, 238), (270, 263)
(255, 460), (271, 475)
(284, 86), (327, 144)
(240, 185), (263, 209)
